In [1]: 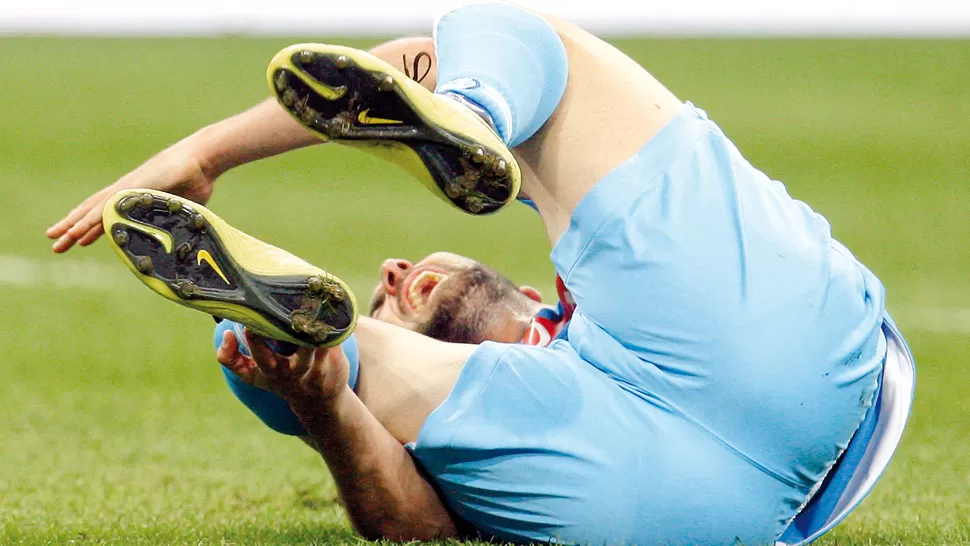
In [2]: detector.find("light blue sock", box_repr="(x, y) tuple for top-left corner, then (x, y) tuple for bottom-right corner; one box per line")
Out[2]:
(434, 2), (568, 147)
(213, 320), (360, 436)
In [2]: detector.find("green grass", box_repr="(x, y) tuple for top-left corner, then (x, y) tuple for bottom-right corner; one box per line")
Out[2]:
(1, 36), (969, 545)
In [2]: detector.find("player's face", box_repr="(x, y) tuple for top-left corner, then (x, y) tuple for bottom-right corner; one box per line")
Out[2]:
(369, 251), (533, 343)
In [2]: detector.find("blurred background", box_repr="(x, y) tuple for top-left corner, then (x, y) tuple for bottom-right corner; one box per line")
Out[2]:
(1, 2), (968, 544)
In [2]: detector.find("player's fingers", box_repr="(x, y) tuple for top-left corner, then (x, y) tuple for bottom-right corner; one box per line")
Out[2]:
(305, 346), (347, 391)
(299, 348), (324, 386)
(47, 187), (110, 238)
(66, 205), (108, 242)
(50, 190), (112, 252)
(216, 331), (241, 366)
(291, 347), (316, 377)
(47, 221), (69, 239)
(316, 346), (345, 370)
(47, 205), (88, 239)
(246, 330), (288, 377)
(52, 233), (79, 254)
(217, 331), (258, 380)
(77, 223), (105, 247)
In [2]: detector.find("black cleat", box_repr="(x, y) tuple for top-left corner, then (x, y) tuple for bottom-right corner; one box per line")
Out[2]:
(103, 189), (357, 348)
(267, 43), (521, 216)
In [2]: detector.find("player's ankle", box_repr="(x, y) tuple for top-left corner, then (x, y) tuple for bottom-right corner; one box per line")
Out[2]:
(433, 2), (568, 147)
(438, 91), (499, 135)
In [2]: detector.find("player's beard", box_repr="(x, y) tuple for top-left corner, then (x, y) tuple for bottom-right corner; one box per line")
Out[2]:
(418, 264), (528, 344)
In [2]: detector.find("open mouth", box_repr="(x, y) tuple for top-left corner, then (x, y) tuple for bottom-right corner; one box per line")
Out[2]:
(403, 269), (448, 313)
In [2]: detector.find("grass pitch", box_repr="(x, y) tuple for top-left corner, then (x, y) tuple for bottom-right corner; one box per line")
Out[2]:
(1, 37), (969, 545)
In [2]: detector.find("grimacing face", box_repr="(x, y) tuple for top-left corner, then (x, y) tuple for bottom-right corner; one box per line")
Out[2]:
(368, 252), (542, 344)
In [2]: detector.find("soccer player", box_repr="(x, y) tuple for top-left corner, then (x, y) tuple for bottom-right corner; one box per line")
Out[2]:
(47, 4), (914, 545)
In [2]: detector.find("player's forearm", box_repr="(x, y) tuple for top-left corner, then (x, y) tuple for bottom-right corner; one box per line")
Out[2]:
(293, 388), (458, 541)
(190, 98), (319, 181)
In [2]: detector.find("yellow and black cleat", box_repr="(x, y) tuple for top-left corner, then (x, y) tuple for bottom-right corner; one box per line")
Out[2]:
(267, 43), (521, 215)
(103, 189), (357, 348)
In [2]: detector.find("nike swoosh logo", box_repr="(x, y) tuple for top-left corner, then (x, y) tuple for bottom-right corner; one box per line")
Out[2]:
(357, 109), (403, 125)
(197, 250), (231, 286)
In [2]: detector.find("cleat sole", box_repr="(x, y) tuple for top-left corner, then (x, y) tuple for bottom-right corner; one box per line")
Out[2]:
(266, 43), (521, 215)
(175, 241), (193, 261)
(102, 189), (358, 348)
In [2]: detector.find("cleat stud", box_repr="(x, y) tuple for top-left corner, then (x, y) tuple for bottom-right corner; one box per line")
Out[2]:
(117, 196), (139, 213)
(445, 184), (461, 199)
(334, 55), (349, 69)
(300, 107), (317, 125)
(133, 256), (153, 274)
(190, 214), (206, 231)
(298, 50), (314, 65)
(328, 120), (349, 138)
(493, 159), (507, 177)
(166, 200), (183, 213)
(282, 89), (297, 107)
(140, 193), (155, 208)
(377, 75), (394, 92)
(307, 276), (325, 294)
(274, 71), (288, 91)
(175, 242), (193, 261)
(291, 314), (309, 333)
(471, 148), (486, 163)
(112, 229), (129, 246)
(176, 280), (197, 298)
(330, 286), (345, 302)
(466, 197), (484, 214)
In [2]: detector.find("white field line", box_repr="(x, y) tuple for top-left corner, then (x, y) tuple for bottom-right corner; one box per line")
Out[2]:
(0, 253), (132, 291)
(1, 254), (968, 335)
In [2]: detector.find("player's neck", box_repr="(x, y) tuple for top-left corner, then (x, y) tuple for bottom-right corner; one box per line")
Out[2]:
(491, 303), (555, 344)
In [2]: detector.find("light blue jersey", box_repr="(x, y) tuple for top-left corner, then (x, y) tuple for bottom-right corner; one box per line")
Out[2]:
(406, 103), (889, 546)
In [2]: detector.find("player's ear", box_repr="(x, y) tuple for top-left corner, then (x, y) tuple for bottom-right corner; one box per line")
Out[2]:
(519, 286), (543, 302)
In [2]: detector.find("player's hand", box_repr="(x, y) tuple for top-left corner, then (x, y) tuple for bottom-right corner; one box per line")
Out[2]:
(216, 328), (351, 409)
(46, 145), (216, 253)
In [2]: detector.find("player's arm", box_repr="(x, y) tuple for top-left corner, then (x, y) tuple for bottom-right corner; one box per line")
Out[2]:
(193, 37), (438, 180)
(223, 331), (459, 541)
(298, 386), (458, 541)
(47, 37), (437, 254)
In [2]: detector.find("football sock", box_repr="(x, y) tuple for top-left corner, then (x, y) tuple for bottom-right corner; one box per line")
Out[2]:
(433, 2), (568, 147)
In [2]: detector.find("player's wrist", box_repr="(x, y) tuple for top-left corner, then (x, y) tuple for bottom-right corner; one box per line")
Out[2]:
(288, 383), (355, 431)
(187, 124), (231, 182)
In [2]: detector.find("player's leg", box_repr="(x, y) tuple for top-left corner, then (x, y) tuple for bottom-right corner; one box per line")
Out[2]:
(511, 30), (888, 541)
(428, 3), (888, 520)
(266, 2), (681, 239)
(505, 13), (683, 242)
(263, 2), (582, 218)
(430, 3), (682, 242)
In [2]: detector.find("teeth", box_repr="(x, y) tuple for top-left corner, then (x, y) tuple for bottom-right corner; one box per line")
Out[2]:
(406, 270), (446, 311)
